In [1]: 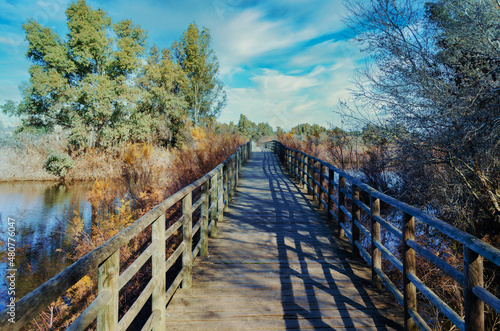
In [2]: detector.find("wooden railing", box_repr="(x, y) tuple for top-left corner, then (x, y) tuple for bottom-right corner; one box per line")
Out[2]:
(0, 141), (252, 331)
(266, 140), (500, 331)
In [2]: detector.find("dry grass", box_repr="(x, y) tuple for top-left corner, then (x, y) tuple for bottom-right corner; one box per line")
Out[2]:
(0, 133), (174, 182)
(0, 134), (62, 181)
(276, 131), (366, 170)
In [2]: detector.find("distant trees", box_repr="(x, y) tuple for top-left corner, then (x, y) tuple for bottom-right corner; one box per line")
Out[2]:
(342, 0), (500, 236)
(291, 123), (327, 138)
(361, 123), (407, 147)
(257, 122), (274, 137)
(1, 0), (226, 150)
(237, 114), (274, 140)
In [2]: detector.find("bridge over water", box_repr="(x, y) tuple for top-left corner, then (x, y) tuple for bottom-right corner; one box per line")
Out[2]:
(1, 141), (499, 331)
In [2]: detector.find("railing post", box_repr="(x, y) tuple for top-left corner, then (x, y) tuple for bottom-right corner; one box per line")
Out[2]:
(402, 212), (417, 331)
(230, 158), (236, 200)
(464, 246), (484, 331)
(182, 192), (193, 289)
(217, 167), (224, 225)
(151, 214), (166, 330)
(210, 172), (218, 237)
(223, 163), (229, 212)
(370, 196), (381, 289)
(303, 155), (308, 191)
(235, 150), (240, 186)
(328, 168), (334, 224)
(319, 164), (325, 209)
(338, 176), (345, 238)
(282, 147), (286, 169)
(97, 249), (119, 331)
(200, 182), (209, 257)
(313, 161), (319, 203)
(292, 151), (299, 179)
(227, 160), (232, 200)
(282, 145), (286, 165)
(309, 159), (315, 201)
(286, 149), (290, 173)
(352, 184), (360, 257)
(297, 153), (304, 185)
(284, 148), (288, 172)
(307, 158), (313, 196)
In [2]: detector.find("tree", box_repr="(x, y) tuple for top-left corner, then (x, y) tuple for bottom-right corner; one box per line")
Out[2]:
(342, 0), (500, 236)
(291, 123), (327, 137)
(136, 46), (187, 146)
(237, 114), (256, 139)
(2, 0), (147, 149)
(256, 122), (274, 137)
(172, 22), (226, 126)
(361, 123), (406, 147)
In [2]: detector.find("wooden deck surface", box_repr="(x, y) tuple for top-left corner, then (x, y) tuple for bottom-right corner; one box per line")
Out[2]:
(166, 148), (404, 330)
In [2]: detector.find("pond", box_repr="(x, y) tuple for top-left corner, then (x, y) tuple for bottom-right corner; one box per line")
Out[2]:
(0, 181), (94, 311)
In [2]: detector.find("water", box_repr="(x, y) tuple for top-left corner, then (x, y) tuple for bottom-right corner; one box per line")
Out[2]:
(0, 181), (94, 310)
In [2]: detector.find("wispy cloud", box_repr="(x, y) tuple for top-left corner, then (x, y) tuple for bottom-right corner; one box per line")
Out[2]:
(213, 8), (315, 76)
(0, 35), (26, 47)
(220, 50), (363, 130)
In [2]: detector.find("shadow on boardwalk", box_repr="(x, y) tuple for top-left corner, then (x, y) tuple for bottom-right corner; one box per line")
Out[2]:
(166, 148), (403, 330)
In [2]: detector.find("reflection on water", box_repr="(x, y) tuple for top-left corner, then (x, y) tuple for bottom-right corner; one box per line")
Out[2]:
(0, 181), (94, 310)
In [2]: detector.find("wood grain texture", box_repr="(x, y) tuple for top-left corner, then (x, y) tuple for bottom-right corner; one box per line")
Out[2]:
(166, 148), (403, 330)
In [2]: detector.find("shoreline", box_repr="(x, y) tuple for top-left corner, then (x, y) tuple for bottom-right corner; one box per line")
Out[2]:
(0, 172), (123, 184)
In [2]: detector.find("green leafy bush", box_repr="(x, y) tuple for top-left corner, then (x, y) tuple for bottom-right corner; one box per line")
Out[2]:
(44, 153), (74, 177)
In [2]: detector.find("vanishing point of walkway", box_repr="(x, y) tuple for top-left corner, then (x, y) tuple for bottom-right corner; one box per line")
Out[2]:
(166, 148), (404, 330)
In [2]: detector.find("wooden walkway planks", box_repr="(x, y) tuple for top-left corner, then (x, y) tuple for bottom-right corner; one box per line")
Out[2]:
(166, 148), (404, 330)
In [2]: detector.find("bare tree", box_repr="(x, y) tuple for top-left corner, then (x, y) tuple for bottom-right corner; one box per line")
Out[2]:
(341, 0), (500, 237)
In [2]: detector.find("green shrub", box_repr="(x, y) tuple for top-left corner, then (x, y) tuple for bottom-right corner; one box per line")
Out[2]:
(44, 153), (74, 177)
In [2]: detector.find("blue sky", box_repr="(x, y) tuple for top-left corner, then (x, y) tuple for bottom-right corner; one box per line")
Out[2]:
(0, 0), (364, 130)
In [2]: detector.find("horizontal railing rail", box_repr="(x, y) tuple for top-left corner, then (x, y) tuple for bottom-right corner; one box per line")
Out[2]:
(0, 141), (252, 331)
(266, 140), (500, 331)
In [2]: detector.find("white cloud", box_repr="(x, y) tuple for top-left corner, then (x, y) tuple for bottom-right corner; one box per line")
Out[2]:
(0, 35), (25, 47)
(220, 56), (361, 130)
(290, 39), (360, 67)
(212, 8), (316, 76)
(0, 0), (70, 29)
(252, 69), (318, 94)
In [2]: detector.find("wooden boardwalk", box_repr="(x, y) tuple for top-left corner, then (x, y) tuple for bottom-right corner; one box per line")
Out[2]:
(166, 148), (404, 330)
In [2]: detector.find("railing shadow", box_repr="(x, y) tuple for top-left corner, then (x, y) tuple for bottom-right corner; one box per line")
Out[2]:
(226, 147), (402, 329)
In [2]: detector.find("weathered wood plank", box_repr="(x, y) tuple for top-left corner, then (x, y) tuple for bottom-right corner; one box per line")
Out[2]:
(182, 192), (193, 289)
(164, 317), (403, 331)
(97, 250), (119, 331)
(403, 212), (417, 331)
(151, 214), (166, 331)
(165, 309), (404, 321)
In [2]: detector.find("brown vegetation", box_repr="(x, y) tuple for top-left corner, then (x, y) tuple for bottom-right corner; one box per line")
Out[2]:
(2, 126), (245, 330)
